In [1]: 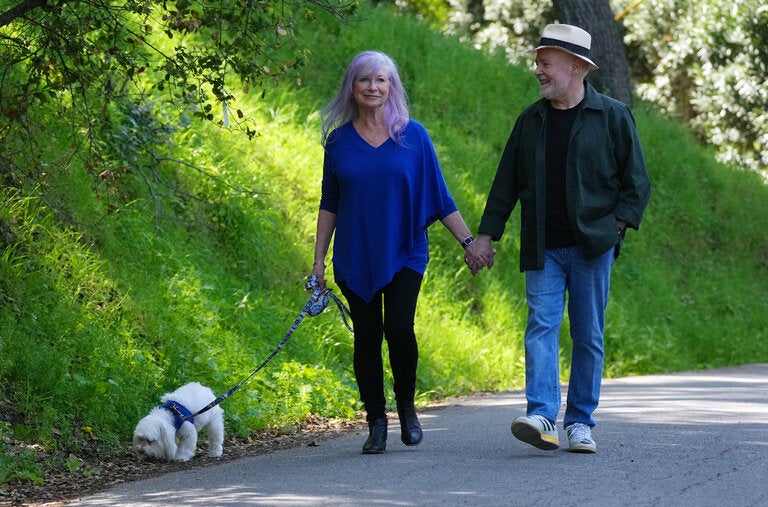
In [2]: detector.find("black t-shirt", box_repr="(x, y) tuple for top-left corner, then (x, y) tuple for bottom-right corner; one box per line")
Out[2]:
(545, 102), (580, 248)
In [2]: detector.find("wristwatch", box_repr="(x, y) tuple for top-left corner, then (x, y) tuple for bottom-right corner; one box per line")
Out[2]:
(461, 236), (475, 249)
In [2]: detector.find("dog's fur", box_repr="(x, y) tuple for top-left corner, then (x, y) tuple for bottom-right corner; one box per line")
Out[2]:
(132, 382), (224, 462)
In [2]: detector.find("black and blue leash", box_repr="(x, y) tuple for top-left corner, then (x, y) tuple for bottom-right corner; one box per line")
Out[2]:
(167, 275), (352, 424)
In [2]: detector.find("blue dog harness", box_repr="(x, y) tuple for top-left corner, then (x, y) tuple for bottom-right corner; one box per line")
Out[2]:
(162, 400), (194, 430)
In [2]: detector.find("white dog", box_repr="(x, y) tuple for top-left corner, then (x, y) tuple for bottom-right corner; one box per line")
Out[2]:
(132, 382), (224, 462)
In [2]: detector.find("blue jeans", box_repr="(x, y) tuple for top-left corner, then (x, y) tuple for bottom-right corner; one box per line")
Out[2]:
(523, 247), (614, 428)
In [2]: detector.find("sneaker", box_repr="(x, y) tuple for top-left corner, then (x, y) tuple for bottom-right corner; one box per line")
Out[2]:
(566, 423), (596, 453)
(511, 415), (559, 450)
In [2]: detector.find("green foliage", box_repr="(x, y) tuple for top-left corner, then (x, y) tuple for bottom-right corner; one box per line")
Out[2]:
(0, 0), (360, 118)
(0, 422), (42, 485)
(1, 2), (768, 488)
(406, 0), (768, 175)
(0, 189), (158, 447)
(623, 0), (768, 173)
(0, 0), (361, 216)
(604, 104), (768, 374)
(394, 0), (453, 27)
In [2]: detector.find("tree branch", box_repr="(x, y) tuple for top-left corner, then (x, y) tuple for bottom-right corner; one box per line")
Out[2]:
(0, 0), (49, 29)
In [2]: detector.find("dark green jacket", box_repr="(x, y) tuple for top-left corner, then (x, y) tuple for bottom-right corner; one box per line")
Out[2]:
(479, 82), (651, 271)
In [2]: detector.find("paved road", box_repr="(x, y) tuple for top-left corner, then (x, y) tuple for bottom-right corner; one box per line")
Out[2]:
(72, 364), (768, 506)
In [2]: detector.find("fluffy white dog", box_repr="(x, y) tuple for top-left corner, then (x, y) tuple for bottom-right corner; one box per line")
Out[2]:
(132, 382), (224, 462)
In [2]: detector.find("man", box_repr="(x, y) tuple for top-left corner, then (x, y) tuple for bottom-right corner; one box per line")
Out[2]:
(465, 24), (651, 453)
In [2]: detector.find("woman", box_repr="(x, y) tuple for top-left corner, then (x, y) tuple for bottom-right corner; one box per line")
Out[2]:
(309, 51), (476, 454)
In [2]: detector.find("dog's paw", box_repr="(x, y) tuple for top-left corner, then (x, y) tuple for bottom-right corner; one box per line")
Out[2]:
(174, 449), (195, 462)
(208, 445), (223, 458)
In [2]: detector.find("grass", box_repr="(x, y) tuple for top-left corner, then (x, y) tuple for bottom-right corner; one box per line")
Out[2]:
(1, 3), (767, 485)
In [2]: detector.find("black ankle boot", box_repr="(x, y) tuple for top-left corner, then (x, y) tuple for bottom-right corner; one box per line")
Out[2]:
(362, 417), (387, 454)
(397, 403), (423, 446)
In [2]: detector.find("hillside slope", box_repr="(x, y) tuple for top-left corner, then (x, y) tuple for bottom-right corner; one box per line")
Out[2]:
(1, 4), (767, 488)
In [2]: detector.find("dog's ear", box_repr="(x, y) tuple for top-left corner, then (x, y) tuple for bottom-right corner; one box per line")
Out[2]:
(158, 421), (177, 460)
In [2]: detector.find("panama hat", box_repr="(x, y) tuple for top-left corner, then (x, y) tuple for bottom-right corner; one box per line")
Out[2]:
(532, 24), (599, 70)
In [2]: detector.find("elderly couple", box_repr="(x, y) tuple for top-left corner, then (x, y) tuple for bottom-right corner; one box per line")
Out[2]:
(308, 24), (652, 455)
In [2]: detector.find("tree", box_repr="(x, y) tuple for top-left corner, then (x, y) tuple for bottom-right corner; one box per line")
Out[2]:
(0, 0), (359, 119)
(0, 0), (359, 205)
(436, 0), (634, 106)
(554, 0), (635, 106)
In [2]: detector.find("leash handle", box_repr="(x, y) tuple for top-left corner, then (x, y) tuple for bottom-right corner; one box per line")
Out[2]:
(306, 274), (353, 331)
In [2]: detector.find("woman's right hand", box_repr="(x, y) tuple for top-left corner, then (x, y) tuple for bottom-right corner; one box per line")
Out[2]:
(307, 263), (327, 291)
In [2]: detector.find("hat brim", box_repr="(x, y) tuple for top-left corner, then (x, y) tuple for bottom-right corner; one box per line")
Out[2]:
(531, 45), (599, 71)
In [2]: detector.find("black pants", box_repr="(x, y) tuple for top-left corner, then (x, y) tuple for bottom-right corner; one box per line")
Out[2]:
(337, 268), (423, 422)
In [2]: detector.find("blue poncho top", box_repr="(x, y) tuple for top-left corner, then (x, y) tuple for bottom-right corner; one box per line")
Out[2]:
(320, 120), (458, 303)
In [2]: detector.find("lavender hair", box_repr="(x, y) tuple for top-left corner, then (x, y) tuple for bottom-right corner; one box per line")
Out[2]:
(321, 51), (410, 146)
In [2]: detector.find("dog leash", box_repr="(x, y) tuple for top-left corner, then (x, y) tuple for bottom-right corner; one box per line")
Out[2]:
(168, 275), (353, 423)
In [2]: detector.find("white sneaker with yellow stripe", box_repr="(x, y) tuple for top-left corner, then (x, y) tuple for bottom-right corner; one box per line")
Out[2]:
(511, 415), (559, 450)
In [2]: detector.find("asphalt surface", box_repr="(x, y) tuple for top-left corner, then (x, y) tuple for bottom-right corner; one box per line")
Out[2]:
(71, 364), (768, 506)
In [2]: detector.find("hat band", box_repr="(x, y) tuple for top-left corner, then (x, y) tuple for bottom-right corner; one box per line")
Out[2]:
(538, 37), (591, 60)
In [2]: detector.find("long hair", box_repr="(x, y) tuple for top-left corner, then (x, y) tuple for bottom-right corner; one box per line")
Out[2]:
(321, 51), (410, 146)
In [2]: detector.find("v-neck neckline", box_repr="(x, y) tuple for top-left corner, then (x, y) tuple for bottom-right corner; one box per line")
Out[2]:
(352, 124), (390, 148)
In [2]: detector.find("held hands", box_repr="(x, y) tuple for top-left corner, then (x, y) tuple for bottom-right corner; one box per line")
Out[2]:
(464, 235), (496, 276)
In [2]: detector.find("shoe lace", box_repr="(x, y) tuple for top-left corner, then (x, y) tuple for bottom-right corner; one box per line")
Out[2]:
(567, 423), (593, 443)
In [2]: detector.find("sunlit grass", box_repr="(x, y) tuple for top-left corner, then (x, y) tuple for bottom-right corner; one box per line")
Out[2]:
(1, 3), (768, 485)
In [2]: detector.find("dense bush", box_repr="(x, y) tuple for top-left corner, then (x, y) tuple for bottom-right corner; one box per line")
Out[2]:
(626, 0), (768, 173)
